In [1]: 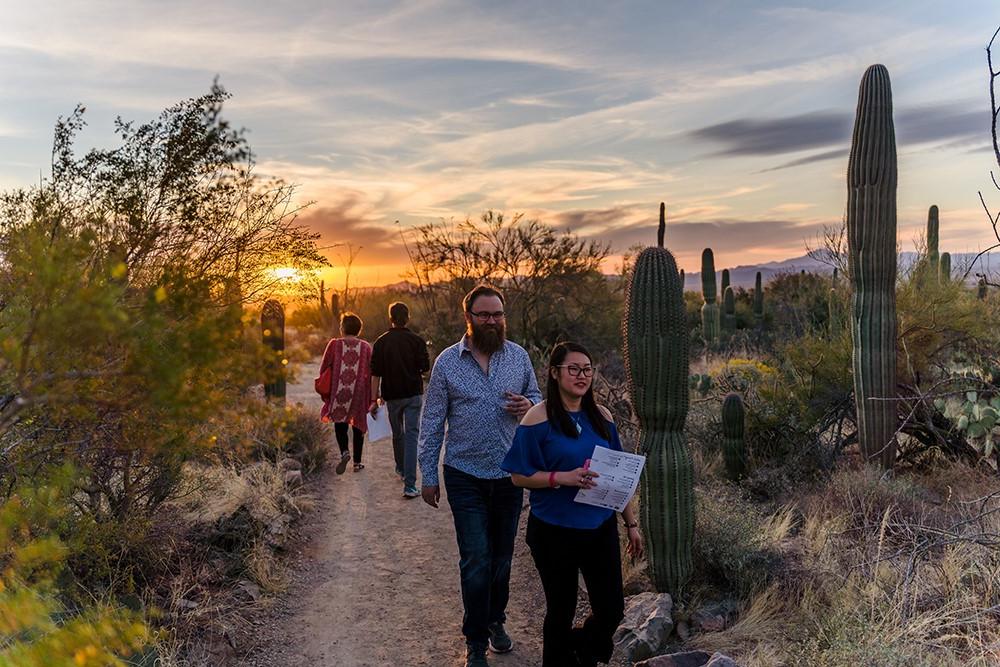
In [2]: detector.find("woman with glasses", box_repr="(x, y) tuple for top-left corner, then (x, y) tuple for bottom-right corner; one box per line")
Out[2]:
(501, 342), (642, 667)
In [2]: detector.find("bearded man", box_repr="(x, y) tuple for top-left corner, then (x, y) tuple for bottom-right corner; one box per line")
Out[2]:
(418, 284), (542, 667)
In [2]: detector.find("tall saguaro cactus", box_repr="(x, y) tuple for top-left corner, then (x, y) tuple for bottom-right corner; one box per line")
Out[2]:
(262, 300), (287, 401)
(926, 205), (940, 267)
(847, 64), (898, 469)
(752, 271), (764, 325)
(720, 269), (731, 297)
(721, 393), (747, 481)
(623, 213), (693, 596)
(939, 252), (951, 283)
(701, 248), (720, 343)
(722, 286), (736, 332)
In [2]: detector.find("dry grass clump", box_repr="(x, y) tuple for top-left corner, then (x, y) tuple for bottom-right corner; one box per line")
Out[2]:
(688, 466), (1000, 666)
(693, 486), (794, 599)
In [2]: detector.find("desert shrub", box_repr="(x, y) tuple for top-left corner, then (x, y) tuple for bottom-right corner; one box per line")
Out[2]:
(0, 471), (149, 666)
(405, 211), (621, 359)
(693, 487), (792, 599)
(764, 271), (834, 339)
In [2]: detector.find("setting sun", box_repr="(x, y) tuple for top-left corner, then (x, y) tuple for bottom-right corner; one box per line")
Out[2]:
(269, 266), (304, 282)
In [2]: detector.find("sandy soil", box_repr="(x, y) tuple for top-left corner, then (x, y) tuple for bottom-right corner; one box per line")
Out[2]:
(243, 359), (546, 667)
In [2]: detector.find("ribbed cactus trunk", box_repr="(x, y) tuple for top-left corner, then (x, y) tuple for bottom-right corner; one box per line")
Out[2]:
(720, 269), (730, 297)
(262, 299), (287, 401)
(722, 286), (736, 332)
(926, 205), (939, 276)
(330, 292), (341, 334)
(939, 252), (951, 283)
(752, 271), (764, 325)
(623, 215), (692, 597)
(701, 248), (720, 343)
(721, 393), (747, 481)
(847, 64), (898, 469)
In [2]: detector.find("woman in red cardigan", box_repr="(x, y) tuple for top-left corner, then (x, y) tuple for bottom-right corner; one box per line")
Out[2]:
(319, 312), (374, 474)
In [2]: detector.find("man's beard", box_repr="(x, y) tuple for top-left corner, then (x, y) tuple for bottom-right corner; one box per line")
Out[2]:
(469, 320), (506, 355)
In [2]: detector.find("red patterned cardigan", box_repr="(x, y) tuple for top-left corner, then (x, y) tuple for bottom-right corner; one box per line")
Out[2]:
(318, 336), (373, 433)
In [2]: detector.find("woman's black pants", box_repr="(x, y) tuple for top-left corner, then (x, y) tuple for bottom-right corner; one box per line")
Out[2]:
(526, 513), (625, 666)
(333, 422), (364, 463)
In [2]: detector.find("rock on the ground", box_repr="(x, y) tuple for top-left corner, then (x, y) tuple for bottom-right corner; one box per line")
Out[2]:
(278, 458), (302, 472)
(634, 649), (712, 667)
(692, 611), (727, 633)
(612, 591), (674, 662)
(705, 653), (740, 667)
(284, 469), (303, 487)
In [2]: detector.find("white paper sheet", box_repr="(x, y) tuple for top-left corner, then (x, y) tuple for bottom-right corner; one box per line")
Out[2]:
(366, 406), (393, 442)
(573, 445), (646, 513)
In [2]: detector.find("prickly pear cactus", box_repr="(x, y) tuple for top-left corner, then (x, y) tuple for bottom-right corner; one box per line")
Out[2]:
(847, 64), (898, 468)
(623, 212), (693, 596)
(752, 272), (764, 325)
(939, 252), (951, 283)
(722, 286), (736, 332)
(701, 248), (720, 343)
(721, 393), (747, 481)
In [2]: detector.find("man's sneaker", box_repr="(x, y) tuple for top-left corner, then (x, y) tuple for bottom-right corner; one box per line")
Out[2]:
(335, 451), (350, 475)
(466, 642), (489, 667)
(403, 486), (420, 498)
(488, 622), (513, 654)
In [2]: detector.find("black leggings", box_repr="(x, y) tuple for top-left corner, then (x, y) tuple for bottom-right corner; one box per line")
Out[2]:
(334, 422), (364, 464)
(526, 513), (625, 666)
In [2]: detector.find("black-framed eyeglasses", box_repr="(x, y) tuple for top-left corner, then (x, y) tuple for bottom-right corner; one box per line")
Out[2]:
(470, 311), (506, 322)
(554, 365), (595, 378)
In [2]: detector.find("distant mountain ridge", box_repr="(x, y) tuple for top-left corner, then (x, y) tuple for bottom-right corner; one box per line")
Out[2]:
(685, 251), (1000, 291)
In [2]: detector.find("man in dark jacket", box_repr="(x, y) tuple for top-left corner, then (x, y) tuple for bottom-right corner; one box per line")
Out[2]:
(370, 301), (431, 497)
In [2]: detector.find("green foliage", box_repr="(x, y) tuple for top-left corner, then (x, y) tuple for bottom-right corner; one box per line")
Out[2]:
(0, 471), (148, 666)
(0, 87), (325, 605)
(623, 232), (692, 596)
(765, 271), (834, 337)
(847, 64), (898, 468)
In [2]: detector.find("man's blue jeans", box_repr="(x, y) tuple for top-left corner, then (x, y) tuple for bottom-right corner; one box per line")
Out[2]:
(443, 465), (524, 648)
(387, 395), (422, 488)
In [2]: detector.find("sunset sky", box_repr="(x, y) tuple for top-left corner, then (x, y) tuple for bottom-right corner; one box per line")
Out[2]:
(2, 1), (999, 286)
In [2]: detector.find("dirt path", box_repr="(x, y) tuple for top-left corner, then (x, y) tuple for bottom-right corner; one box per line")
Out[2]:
(244, 359), (545, 667)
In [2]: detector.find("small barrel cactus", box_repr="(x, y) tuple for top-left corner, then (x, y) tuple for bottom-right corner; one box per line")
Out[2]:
(623, 211), (693, 596)
(701, 248), (720, 342)
(752, 271), (764, 324)
(722, 286), (736, 332)
(721, 393), (747, 481)
(847, 64), (898, 469)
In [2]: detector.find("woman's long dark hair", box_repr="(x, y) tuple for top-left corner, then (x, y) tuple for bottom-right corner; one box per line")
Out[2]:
(546, 342), (610, 441)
